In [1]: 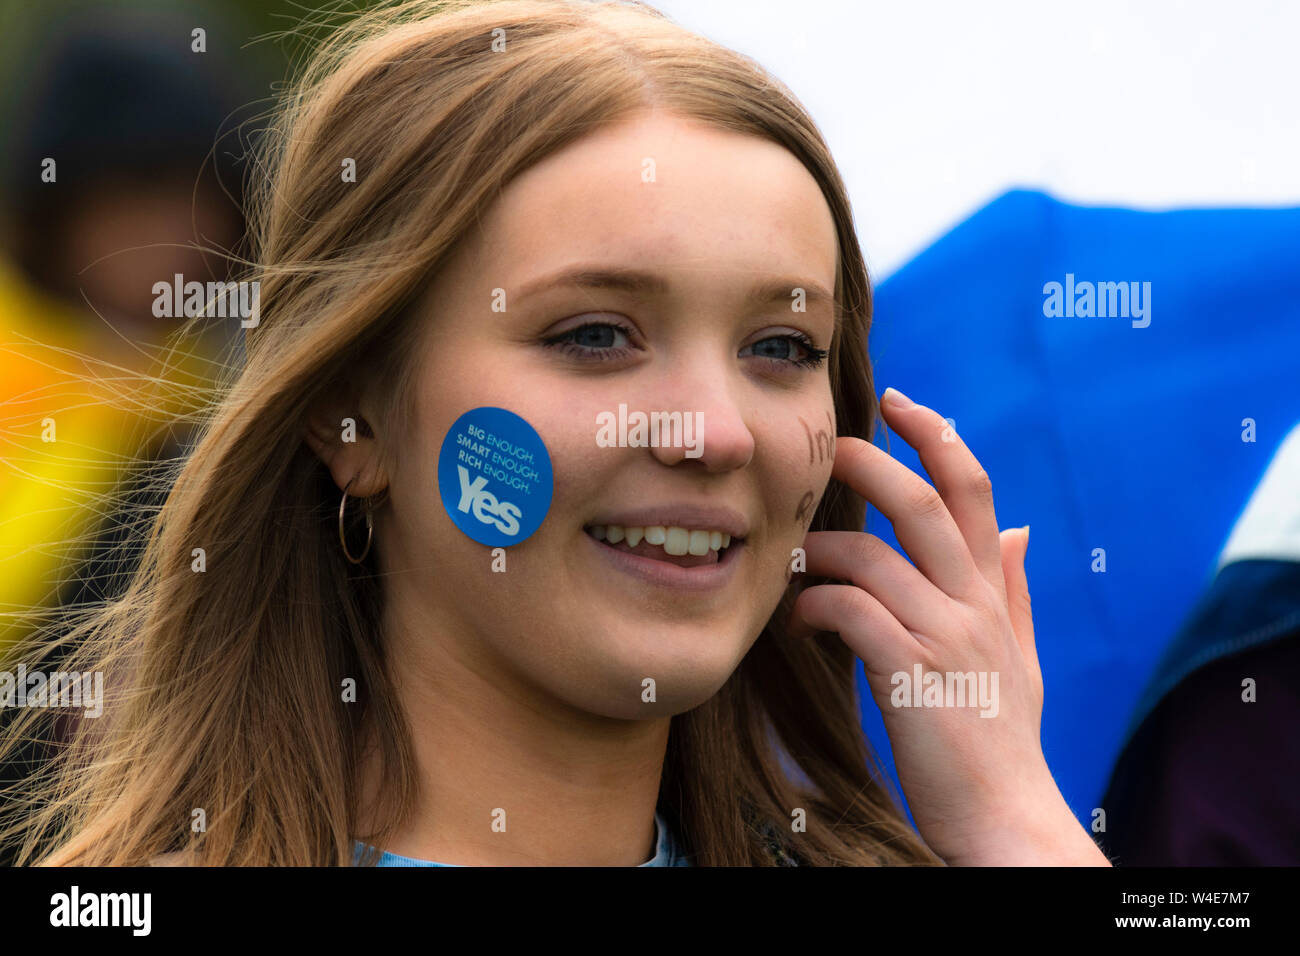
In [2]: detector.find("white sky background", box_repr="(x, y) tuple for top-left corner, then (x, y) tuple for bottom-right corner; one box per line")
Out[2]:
(650, 0), (1300, 280)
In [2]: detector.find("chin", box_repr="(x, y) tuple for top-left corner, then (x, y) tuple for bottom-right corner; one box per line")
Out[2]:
(563, 625), (754, 718)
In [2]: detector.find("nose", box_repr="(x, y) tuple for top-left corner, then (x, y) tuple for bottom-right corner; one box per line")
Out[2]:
(645, 355), (754, 472)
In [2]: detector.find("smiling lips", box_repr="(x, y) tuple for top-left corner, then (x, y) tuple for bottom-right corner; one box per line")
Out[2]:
(585, 524), (735, 568)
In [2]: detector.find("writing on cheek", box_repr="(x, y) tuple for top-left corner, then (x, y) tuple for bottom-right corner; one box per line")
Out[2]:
(798, 411), (836, 464)
(795, 490), (815, 524)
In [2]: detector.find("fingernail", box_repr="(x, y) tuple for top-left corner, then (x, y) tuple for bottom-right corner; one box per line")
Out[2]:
(881, 386), (915, 409)
(1022, 525), (1030, 549)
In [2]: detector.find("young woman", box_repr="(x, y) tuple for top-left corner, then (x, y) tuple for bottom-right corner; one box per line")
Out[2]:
(0, 0), (1109, 866)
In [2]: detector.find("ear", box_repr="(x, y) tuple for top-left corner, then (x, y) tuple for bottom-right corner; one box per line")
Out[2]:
(303, 391), (388, 497)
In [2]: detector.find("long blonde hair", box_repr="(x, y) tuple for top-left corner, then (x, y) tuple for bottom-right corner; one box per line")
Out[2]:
(0, 0), (939, 866)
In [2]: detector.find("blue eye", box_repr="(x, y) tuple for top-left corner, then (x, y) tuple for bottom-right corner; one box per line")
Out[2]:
(742, 333), (829, 370)
(541, 319), (828, 370)
(541, 320), (636, 362)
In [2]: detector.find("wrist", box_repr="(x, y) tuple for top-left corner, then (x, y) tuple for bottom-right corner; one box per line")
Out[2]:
(942, 781), (1111, 866)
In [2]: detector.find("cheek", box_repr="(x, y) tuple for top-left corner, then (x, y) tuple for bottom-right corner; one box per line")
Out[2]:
(789, 408), (837, 524)
(522, 405), (609, 522)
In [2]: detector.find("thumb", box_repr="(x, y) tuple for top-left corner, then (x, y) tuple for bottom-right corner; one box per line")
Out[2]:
(999, 525), (1038, 669)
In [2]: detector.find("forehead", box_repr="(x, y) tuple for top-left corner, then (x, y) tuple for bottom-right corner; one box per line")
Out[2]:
(468, 110), (838, 297)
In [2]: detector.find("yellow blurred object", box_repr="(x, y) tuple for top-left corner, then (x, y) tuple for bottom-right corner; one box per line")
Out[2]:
(0, 257), (219, 653)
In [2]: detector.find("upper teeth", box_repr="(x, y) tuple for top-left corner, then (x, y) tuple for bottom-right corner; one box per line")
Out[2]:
(589, 525), (732, 556)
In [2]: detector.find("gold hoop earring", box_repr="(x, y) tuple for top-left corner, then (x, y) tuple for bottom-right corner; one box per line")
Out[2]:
(338, 476), (374, 564)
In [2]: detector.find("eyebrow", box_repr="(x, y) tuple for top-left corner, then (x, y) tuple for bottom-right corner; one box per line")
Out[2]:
(515, 266), (839, 315)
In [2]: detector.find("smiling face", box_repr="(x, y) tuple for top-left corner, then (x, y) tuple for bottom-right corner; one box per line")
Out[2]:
(374, 108), (839, 719)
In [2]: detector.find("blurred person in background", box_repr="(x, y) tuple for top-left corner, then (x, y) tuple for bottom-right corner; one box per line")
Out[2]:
(1101, 419), (1300, 865)
(0, 1), (263, 864)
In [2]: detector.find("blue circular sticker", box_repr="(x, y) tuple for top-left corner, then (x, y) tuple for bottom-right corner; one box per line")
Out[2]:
(437, 406), (554, 547)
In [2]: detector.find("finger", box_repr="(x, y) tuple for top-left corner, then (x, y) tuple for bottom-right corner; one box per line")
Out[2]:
(999, 526), (1039, 673)
(830, 435), (983, 601)
(878, 388), (1007, 605)
(802, 530), (954, 639)
(792, 583), (921, 675)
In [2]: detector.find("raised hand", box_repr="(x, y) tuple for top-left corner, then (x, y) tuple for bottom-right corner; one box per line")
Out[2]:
(793, 387), (1109, 865)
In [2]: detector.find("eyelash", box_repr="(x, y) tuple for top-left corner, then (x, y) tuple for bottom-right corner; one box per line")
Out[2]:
(541, 320), (829, 370)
